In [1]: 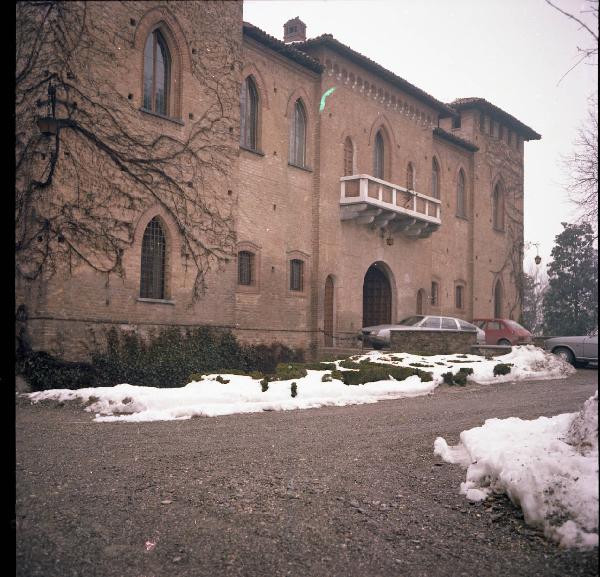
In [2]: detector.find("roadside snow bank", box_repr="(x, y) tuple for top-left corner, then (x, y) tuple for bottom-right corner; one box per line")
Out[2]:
(24, 346), (574, 423)
(434, 391), (599, 549)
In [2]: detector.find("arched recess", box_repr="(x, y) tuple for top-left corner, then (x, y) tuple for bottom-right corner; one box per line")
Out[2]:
(368, 115), (396, 181)
(431, 156), (441, 199)
(343, 136), (355, 176)
(133, 205), (181, 300)
(285, 88), (312, 167)
(362, 262), (395, 327)
(240, 64), (269, 110)
(493, 277), (504, 318)
(134, 7), (192, 120)
(492, 178), (506, 231)
(324, 275), (335, 347)
(240, 75), (261, 150)
(416, 288), (426, 315)
(456, 166), (468, 217)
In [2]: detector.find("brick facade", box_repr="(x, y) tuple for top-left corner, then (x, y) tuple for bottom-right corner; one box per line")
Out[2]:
(15, 3), (540, 360)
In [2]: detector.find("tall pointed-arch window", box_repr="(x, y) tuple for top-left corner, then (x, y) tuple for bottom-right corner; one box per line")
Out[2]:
(240, 76), (259, 150)
(289, 99), (307, 166)
(406, 162), (415, 190)
(140, 217), (166, 299)
(343, 137), (354, 176)
(457, 169), (466, 217)
(373, 131), (385, 179)
(431, 158), (440, 199)
(143, 29), (171, 116)
(494, 279), (503, 318)
(493, 183), (505, 231)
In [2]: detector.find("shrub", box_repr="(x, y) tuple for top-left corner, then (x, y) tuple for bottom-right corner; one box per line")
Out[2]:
(339, 365), (432, 386)
(493, 363), (513, 376)
(291, 382), (297, 398)
(458, 367), (474, 376)
(17, 327), (306, 391)
(409, 362), (434, 368)
(338, 359), (362, 370)
(303, 362), (337, 371)
(260, 378), (270, 392)
(215, 375), (230, 384)
(275, 363), (307, 380)
(16, 350), (99, 391)
(453, 372), (468, 386)
(321, 373), (333, 382)
(442, 372), (455, 385)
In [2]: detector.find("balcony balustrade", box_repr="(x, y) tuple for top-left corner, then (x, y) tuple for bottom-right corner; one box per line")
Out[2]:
(340, 174), (441, 238)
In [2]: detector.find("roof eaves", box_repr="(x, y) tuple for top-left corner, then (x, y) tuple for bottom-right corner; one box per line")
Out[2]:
(445, 98), (541, 141)
(296, 35), (455, 116)
(243, 22), (323, 74)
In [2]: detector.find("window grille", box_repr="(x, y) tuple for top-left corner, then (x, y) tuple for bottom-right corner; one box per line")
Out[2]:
(493, 184), (505, 230)
(140, 217), (166, 299)
(238, 251), (254, 285)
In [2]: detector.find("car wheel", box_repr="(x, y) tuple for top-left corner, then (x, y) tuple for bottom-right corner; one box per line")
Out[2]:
(498, 339), (512, 346)
(554, 347), (575, 365)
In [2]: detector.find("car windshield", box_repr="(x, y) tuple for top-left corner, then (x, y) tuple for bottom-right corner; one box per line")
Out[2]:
(397, 316), (424, 326)
(505, 320), (527, 331)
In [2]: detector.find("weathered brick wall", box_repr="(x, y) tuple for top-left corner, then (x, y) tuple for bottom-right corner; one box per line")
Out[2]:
(16, 1), (243, 361)
(390, 329), (476, 355)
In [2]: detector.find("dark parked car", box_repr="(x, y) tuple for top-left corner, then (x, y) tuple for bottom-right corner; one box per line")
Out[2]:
(544, 330), (598, 367)
(473, 318), (533, 346)
(359, 315), (485, 349)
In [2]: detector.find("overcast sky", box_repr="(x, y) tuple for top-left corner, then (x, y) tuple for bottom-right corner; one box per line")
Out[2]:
(244, 0), (598, 270)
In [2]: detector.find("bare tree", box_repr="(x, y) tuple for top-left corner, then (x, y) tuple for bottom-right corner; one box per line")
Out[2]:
(563, 95), (598, 238)
(15, 2), (240, 303)
(545, 0), (598, 83)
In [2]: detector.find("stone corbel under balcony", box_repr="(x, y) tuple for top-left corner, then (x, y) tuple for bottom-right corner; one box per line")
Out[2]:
(340, 175), (441, 239)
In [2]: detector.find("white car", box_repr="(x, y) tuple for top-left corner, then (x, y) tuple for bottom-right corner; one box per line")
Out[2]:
(359, 315), (486, 349)
(544, 330), (598, 367)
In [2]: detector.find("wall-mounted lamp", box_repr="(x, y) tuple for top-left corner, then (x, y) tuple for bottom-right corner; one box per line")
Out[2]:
(36, 80), (74, 137)
(533, 242), (541, 265)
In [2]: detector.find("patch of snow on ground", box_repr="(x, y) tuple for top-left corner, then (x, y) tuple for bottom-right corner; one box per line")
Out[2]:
(24, 346), (574, 423)
(434, 391), (599, 549)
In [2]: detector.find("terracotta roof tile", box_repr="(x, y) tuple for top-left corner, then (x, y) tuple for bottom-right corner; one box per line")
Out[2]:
(243, 22), (323, 74)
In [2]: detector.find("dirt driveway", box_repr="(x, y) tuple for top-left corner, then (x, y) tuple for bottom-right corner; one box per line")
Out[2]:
(15, 369), (598, 577)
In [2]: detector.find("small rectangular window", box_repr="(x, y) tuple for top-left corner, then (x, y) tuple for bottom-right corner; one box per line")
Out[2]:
(455, 286), (464, 309)
(498, 125), (503, 141)
(452, 115), (461, 129)
(290, 259), (304, 291)
(238, 251), (254, 286)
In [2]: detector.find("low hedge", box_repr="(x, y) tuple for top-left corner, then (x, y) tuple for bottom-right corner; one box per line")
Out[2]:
(18, 326), (304, 391)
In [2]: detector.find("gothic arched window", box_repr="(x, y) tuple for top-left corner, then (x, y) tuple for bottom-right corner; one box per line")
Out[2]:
(143, 29), (171, 116)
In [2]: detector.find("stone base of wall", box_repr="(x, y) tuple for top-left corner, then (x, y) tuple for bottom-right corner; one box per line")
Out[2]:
(390, 330), (476, 355)
(470, 345), (512, 357)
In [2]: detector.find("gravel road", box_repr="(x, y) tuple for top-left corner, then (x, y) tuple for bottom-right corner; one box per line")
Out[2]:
(15, 369), (598, 577)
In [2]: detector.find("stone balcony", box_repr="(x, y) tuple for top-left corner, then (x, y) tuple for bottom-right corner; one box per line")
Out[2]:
(340, 174), (441, 238)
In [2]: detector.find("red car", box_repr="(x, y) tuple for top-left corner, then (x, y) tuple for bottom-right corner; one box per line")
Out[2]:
(473, 318), (533, 346)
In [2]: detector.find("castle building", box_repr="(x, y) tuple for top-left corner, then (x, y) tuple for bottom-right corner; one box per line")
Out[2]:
(15, 2), (540, 360)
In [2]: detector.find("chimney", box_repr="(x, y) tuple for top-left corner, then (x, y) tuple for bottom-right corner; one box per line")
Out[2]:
(283, 17), (306, 43)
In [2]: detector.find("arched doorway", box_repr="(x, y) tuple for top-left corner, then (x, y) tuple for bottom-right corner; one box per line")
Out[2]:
(416, 289), (426, 315)
(324, 275), (335, 347)
(363, 264), (392, 327)
(494, 279), (503, 318)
